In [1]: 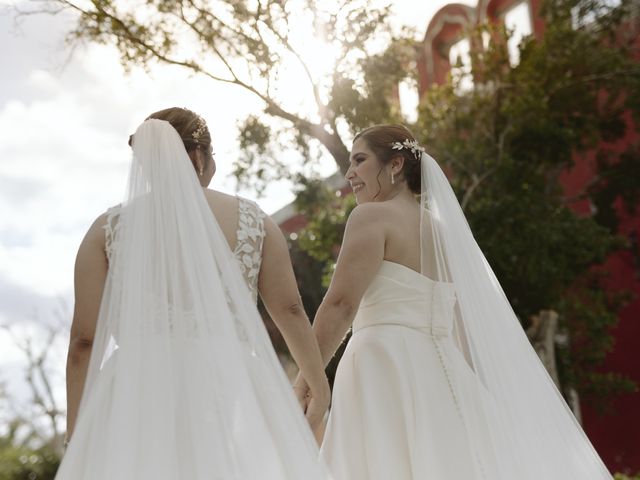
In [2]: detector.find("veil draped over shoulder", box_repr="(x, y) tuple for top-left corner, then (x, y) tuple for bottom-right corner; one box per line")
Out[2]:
(56, 119), (329, 479)
(420, 152), (611, 479)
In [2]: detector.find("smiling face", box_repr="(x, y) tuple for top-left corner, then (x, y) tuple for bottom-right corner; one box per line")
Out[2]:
(346, 137), (389, 204)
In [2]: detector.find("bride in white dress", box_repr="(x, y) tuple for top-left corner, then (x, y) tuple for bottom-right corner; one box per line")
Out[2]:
(295, 124), (612, 479)
(57, 108), (330, 479)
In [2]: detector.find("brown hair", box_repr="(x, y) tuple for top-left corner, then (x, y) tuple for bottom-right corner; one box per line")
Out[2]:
(353, 124), (422, 194)
(130, 107), (213, 171)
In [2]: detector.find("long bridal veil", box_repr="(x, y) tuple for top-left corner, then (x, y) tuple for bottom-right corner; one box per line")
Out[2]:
(420, 152), (612, 479)
(56, 119), (329, 479)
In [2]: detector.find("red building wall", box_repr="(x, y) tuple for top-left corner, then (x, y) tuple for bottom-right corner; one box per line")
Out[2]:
(562, 118), (640, 471)
(418, 0), (640, 473)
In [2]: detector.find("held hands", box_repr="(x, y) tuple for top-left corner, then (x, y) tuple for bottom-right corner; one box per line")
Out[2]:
(293, 373), (330, 444)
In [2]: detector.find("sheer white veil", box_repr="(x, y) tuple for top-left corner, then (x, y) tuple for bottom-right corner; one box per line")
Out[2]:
(56, 119), (329, 479)
(420, 151), (612, 479)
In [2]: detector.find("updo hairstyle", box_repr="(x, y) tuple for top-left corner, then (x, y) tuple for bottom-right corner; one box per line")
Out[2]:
(129, 107), (213, 173)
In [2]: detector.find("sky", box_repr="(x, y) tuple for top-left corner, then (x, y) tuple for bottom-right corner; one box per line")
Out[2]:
(0, 0), (476, 432)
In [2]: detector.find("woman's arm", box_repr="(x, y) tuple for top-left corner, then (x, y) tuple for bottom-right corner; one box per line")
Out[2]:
(258, 216), (330, 429)
(66, 215), (108, 439)
(292, 204), (386, 441)
(312, 204), (386, 366)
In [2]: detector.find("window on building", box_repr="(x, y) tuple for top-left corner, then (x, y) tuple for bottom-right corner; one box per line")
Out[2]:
(482, 30), (491, 50)
(398, 79), (419, 123)
(571, 0), (622, 29)
(449, 37), (473, 91)
(504, 1), (533, 66)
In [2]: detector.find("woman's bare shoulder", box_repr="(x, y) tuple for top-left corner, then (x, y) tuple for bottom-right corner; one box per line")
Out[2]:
(87, 211), (112, 241)
(203, 188), (238, 204)
(346, 200), (403, 228)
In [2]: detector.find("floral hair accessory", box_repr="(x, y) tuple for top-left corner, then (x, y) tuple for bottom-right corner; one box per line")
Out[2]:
(391, 139), (425, 160)
(191, 116), (207, 143)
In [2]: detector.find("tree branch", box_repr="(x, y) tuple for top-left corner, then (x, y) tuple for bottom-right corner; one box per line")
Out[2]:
(460, 166), (496, 210)
(259, 12), (326, 122)
(176, 7), (243, 84)
(264, 102), (349, 173)
(55, 1), (340, 155)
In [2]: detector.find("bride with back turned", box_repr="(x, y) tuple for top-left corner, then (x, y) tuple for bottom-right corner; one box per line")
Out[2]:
(57, 107), (331, 479)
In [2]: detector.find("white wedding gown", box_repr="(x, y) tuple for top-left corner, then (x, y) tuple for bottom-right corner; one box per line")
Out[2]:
(56, 119), (329, 480)
(322, 151), (611, 480)
(321, 260), (496, 480)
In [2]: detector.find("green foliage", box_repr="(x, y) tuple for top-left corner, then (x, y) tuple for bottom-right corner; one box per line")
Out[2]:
(36, 0), (638, 407)
(416, 0), (639, 405)
(295, 0), (638, 402)
(294, 176), (356, 288)
(287, 241), (327, 318)
(0, 443), (60, 480)
(233, 115), (290, 195)
(463, 161), (624, 317)
(614, 474), (640, 480)
(39, 0), (418, 182)
(556, 273), (638, 410)
(591, 144), (640, 231)
(329, 37), (417, 132)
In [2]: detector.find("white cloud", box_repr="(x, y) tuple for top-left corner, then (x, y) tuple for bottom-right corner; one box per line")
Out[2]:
(0, 15), (262, 299)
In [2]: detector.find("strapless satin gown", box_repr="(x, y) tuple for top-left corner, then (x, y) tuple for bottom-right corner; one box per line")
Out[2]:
(321, 260), (495, 480)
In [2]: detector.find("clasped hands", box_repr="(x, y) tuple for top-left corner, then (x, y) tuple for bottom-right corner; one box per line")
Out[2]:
(293, 374), (330, 443)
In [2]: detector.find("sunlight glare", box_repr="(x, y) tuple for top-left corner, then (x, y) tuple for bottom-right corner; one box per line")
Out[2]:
(275, 25), (342, 120)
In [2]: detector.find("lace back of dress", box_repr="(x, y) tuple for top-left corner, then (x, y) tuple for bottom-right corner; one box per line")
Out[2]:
(233, 198), (266, 303)
(103, 206), (121, 263)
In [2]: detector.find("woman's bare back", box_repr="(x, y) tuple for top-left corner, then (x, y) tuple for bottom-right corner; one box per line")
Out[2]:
(202, 189), (241, 252)
(379, 196), (422, 273)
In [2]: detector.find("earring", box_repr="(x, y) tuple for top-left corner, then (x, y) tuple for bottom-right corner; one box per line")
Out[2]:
(199, 166), (204, 176)
(391, 171), (395, 185)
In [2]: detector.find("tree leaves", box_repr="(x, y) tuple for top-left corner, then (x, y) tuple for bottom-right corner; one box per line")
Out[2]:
(37, 0), (417, 177)
(417, 0), (639, 406)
